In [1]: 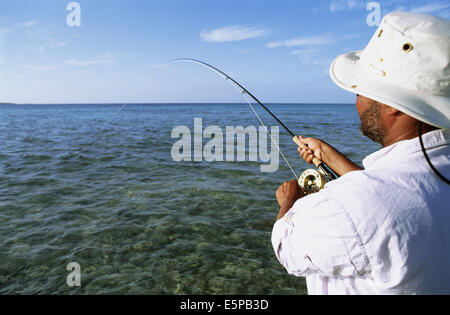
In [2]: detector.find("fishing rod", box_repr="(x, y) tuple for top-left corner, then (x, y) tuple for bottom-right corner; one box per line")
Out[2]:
(170, 58), (338, 194)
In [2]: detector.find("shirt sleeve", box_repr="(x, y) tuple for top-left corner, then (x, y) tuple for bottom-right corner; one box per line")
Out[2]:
(272, 194), (368, 278)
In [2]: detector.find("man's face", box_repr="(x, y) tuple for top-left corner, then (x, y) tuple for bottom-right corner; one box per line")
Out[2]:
(356, 95), (385, 145)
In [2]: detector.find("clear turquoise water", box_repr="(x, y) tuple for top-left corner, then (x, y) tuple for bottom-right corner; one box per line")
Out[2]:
(0, 103), (379, 294)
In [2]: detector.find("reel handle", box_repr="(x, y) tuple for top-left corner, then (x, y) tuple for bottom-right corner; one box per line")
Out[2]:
(293, 136), (323, 168)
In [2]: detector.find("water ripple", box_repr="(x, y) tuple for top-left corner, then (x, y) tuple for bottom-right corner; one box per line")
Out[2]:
(0, 104), (379, 294)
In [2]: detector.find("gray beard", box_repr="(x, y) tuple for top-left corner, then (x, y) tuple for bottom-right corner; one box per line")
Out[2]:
(359, 102), (385, 145)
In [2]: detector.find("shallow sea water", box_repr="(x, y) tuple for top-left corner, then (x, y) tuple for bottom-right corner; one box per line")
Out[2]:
(0, 103), (379, 294)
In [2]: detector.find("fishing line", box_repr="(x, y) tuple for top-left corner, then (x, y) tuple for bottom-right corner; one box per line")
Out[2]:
(103, 62), (172, 129)
(240, 88), (299, 181)
(168, 58), (303, 180)
(103, 58), (301, 180)
(189, 58), (300, 179)
(107, 57), (337, 190)
(169, 59), (297, 137)
(169, 58), (338, 187)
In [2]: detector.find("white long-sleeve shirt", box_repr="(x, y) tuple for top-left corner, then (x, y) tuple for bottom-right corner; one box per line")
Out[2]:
(272, 129), (450, 295)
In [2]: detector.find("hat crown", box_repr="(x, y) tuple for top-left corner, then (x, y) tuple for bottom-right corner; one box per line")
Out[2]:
(360, 12), (450, 97)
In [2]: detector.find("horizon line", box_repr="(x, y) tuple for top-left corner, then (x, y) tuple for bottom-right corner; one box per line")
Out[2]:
(1, 102), (354, 106)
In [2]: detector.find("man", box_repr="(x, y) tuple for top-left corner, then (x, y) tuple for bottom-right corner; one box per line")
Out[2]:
(272, 12), (449, 295)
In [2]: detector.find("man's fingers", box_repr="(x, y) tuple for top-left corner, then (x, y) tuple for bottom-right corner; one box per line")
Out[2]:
(278, 179), (297, 190)
(298, 148), (314, 165)
(299, 137), (320, 165)
(298, 135), (312, 146)
(281, 179), (298, 188)
(306, 155), (315, 164)
(298, 147), (313, 155)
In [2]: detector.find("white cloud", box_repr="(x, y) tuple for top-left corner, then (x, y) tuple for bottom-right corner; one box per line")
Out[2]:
(200, 25), (268, 42)
(0, 27), (14, 36)
(33, 42), (66, 55)
(65, 52), (116, 67)
(65, 59), (111, 67)
(347, 0), (360, 10)
(329, 0), (364, 12)
(391, 6), (407, 12)
(291, 49), (318, 62)
(267, 34), (334, 48)
(56, 42), (67, 47)
(409, 3), (450, 14)
(11, 20), (69, 51)
(330, 0), (347, 12)
(0, 26), (14, 45)
(33, 79), (64, 86)
(37, 45), (46, 54)
(14, 20), (38, 28)
(291, 49), (332, 66)
(23, 65), (58, 72)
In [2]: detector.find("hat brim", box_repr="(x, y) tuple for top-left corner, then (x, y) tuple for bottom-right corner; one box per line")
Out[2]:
(330, 51), (450, 129)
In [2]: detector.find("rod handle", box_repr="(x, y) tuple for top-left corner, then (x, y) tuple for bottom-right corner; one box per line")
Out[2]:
(293, 136), (323, 168)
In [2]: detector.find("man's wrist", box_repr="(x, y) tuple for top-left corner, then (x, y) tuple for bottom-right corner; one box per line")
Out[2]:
(281, 198), (297, 210)
(320, 143), (335, 166)
(319, 144), (362, 176)
(276, 202), (295, 221)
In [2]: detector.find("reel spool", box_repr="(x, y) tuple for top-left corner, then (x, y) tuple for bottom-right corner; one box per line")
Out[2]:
(298, 169), (326, 195)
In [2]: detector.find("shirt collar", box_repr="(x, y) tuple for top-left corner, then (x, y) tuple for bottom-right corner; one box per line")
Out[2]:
(363, 129), (450, 169)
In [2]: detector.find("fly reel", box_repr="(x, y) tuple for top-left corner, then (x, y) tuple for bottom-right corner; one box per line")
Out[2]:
(298, 169), (326, 195)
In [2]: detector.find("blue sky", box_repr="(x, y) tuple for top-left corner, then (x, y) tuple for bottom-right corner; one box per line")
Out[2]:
(0, 0), (449, 104)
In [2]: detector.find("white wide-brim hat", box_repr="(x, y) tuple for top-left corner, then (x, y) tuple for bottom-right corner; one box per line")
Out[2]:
(330, 12), (450, 129)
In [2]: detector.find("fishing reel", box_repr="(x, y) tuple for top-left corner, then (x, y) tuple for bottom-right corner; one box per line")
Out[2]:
(292, 136), (334, 195)
(298, 169), (326, 195)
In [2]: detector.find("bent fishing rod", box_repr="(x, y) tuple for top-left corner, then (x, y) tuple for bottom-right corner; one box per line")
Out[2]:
(169, 58), (338, 194)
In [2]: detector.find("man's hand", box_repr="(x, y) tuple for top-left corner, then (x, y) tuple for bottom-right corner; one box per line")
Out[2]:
(297, 135), (363, 177)
(297, 136), (326, 164)
(275, 180), (304, 221)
